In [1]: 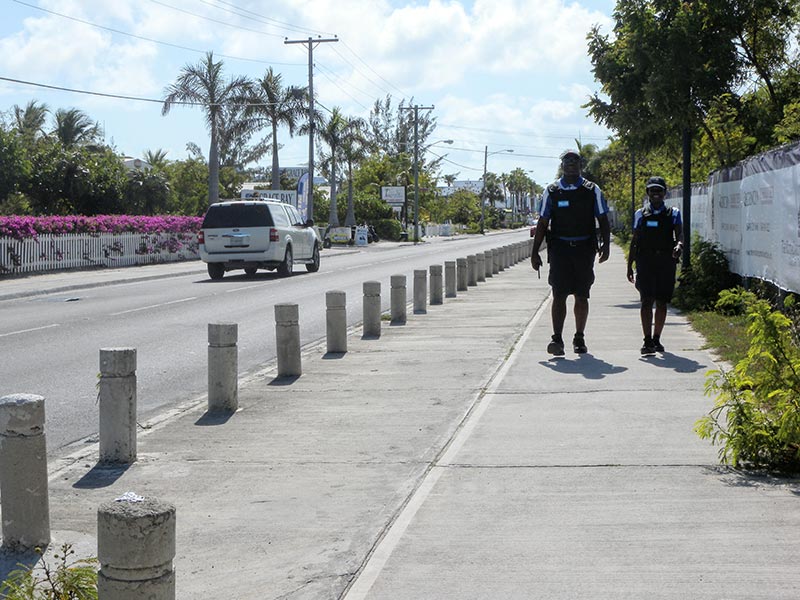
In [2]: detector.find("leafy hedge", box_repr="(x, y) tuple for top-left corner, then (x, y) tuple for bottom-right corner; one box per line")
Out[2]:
(0, 215), (202, 242)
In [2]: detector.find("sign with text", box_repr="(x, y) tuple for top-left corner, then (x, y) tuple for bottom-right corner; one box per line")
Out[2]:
(381, 186), (406, 206)
(240, 189), (297, 205)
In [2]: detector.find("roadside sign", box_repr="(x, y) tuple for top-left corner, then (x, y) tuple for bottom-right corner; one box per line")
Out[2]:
(381, 186), (405, 206)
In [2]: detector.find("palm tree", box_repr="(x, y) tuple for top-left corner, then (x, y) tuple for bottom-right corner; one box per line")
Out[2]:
(316, 107), (352, 226)
(339, 116), (369, 226)
(444, 173), (458, 187)
(162, 52), (250, 205)
(247, 67), (306, 190)
(13, 100), (49, 144)
(52, 107), (101, 148)
(144, 149), (169, 170)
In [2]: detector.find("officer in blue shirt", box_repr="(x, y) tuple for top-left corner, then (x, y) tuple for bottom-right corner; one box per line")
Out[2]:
(531, 149), (611, 355)
(627, 176), (683, 355)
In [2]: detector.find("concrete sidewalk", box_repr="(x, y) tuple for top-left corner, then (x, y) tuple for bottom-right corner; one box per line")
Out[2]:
(12, 246), (800, 598)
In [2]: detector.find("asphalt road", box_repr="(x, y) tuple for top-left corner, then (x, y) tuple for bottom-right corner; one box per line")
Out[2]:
(0, 232), (528, 455)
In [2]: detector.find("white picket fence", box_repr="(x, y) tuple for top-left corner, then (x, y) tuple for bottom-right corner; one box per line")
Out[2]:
(0, 232), (200, 276)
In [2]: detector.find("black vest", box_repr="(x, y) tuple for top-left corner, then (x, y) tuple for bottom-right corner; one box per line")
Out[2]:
(548, 181), (597, 238)
(637, 206), (675, 253)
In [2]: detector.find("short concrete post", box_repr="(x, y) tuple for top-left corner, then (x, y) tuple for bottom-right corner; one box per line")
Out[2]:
(0, 394), (50, 550)
(326, 291), (347, 353)
(467, 255), (478, 286)
(275, 304), (301, 377)
(208, 323), (238, 413)
(99, 348), (137, 464)
(492, 248), (500, 274)
(430, 264), (443, 305)
(484, 250), (493, 278)
(456, 257), (468, 291)
(362, 281), (381, 338)
(97, 495), (176, 600)
(413, 270), (427, 314)
(445, 261), (457, 298)
(476, 253), (486, 282)
(498, 247), (506, 271)
(390, 274), (407, 324)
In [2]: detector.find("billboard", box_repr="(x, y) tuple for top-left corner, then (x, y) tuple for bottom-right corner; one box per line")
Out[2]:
(240, 189), (297, 205)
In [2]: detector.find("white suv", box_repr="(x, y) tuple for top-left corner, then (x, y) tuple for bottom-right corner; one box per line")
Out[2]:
(199, 200), (321, 280)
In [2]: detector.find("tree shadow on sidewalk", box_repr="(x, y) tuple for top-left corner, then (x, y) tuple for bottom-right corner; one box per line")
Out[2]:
(538, 354), (627, 380)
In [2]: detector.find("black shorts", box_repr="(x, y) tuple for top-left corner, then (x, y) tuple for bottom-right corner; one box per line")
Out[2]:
(635, 253), (677, 302)
(548, 238), (596, 298)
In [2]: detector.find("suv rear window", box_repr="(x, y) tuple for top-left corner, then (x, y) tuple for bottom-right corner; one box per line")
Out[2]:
(202, 204), (274, 228)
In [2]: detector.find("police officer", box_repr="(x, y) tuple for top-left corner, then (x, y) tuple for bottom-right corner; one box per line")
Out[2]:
(531, 149), (611, 355)
(627, 176), (683, 355)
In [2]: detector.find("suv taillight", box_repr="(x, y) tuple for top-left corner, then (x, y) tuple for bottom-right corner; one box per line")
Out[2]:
(198, 231), (205, 244)
(270, 228), (279, 242)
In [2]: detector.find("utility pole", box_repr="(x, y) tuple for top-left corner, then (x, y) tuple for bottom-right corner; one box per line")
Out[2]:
(400, 104), (434, 244)
(284, 36), (338, 223)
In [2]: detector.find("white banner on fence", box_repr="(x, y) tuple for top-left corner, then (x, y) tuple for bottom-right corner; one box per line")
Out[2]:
(668, 140), (800, 293)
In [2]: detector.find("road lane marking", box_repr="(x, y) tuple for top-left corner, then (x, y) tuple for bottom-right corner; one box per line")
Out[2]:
(0, 323), (61, 338)
(225, 284), (265, 293)
(110, 297), (197, 316)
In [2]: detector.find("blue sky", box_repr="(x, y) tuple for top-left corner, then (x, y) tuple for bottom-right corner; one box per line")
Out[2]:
(0, 0), (616, 186)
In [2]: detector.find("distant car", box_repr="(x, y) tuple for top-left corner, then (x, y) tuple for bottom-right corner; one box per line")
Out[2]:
(198, 200), (321, 280)
(529, 219), (538, 237)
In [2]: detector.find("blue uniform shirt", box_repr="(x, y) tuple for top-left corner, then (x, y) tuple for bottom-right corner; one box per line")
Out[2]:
(539, 177), (609, 241)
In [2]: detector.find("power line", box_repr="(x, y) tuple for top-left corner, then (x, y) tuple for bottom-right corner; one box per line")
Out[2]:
(198, 0), (334, 37)
(339, 40), (410, 99)
(0, 76), (280, 108)
(147, 0), (289, 39)
(438, 121), (609, 141)
(12, 0), (302, 66)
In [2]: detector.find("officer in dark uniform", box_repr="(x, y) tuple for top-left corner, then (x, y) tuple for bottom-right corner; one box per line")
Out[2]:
(627, 176), (683, 355)
(531, 149), (611, 355)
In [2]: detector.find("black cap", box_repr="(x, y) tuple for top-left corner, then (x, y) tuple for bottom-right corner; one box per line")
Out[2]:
(559, 149), (581, 160)
(646, 176), (667, 190)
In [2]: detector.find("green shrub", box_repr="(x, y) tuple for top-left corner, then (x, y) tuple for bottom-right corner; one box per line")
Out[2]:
(374, 218), (403, 241)
(714, 287), (757, 316)
(674, 236), (737, 311)
(696, 299), (800, 472)
(0, 544), (98, 599)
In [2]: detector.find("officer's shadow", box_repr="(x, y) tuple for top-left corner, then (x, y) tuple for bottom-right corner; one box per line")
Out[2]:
(539, 353), (627, 380)
(641, 350), (706, 373)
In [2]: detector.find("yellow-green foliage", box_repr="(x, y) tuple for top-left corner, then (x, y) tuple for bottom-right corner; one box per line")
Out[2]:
(697, 299), (800, 471)
(0, 544), (97, 600)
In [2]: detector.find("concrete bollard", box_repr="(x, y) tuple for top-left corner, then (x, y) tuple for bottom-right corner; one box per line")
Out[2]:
(477, 253), (486, 282)
(484, 250), (493, 278)
(498, 247), (506, 271)
(445, 261), (457, 298)
(99, 348), (137, 464)
(413, 269), (427, 314)
(430, 265), (443, 305)
(390, 275), (407, 324)
(457, 257), (468, 291)
(326, 291), (347, 353)
(467, 255), (478, 286)
(0, 394), (50, 550)
(362, 281), (381, 338)
(275, 304), (301, 377)
(208, 323), (238, 413)
(492, 248), (500, 274)
(97, 494), (176, 600)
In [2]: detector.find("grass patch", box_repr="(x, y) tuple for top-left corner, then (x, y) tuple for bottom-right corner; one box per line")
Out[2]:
(686, 310), (749, 364)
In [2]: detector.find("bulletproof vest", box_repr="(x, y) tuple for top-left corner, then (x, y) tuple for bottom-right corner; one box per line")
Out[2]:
(637, 206), (675, 253)
(548, 181), (597, 238)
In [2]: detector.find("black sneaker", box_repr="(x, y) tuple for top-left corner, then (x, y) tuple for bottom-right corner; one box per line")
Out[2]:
(572, 333), (588, 354)
(641, 337), (656, 355)
(547, 335), (565, 356)
(653, 337), (665, 352)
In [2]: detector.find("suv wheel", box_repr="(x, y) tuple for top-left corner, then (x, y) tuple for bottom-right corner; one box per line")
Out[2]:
(208, 263), (225, 280)
(278, 246), (293, 277)
(306, 244), (320, 272)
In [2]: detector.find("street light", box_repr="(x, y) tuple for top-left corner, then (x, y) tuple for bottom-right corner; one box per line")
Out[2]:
(482, 146), (514, 234)
(412, 139), (453, 243)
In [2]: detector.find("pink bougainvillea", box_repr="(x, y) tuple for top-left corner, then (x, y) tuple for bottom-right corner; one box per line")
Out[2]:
(0, 215), (202, 241)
